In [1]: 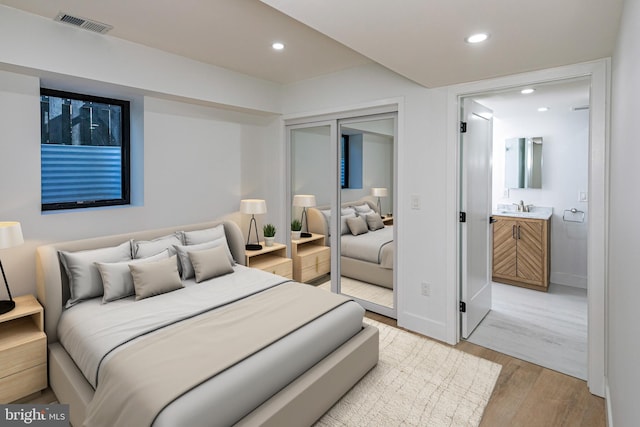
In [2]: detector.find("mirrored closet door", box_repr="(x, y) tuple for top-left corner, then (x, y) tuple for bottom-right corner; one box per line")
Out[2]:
(286, 110), (397, 319)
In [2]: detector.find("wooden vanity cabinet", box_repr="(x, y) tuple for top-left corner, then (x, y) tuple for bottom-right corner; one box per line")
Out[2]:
(492, 216), (550, 291)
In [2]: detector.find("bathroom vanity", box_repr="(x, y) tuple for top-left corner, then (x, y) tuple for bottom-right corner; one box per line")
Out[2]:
(492, 207), (551, 291)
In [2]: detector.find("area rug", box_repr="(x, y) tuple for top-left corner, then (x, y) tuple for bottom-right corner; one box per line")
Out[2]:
(315, 319), (501, 427)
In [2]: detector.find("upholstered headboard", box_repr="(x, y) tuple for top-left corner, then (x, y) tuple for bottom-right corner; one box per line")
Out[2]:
(307, 198), (378, 240)
(35, 219), (245, 343)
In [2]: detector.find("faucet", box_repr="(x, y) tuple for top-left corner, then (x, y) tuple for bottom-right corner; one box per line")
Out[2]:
(513, 200), (531, 212)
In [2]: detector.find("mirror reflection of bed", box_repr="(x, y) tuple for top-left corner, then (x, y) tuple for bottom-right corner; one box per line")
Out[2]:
(289, 114), (396, 316)
(307, 198), (394, 308)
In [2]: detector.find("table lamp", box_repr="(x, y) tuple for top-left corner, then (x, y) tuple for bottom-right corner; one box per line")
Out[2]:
(293, 195), (316, 238)
(240, 199), (267, 250)
(0, 222), (24, 315)
(371, 187), (388, 216)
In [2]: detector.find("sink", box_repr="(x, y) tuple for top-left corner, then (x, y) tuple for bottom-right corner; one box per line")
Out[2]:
(494, 207), (553, 220)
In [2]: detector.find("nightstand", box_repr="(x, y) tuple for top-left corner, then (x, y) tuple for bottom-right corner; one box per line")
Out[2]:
(245, 242), (293, 279)
(382, 215), (393, 226)
(0, 294), (47, 403)
(291, 233), (331, 283)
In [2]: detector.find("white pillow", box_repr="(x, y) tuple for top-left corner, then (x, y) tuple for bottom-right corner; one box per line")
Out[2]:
(353, 203), (374, 216)
(96, 250), (170, 303)
(174, 238), (234, 280)
(341, 207), (356, 216)
(129, 255), (184, 301)
(341, 213), (357, 235)
(131, 232), (183, 259)
(189, 245), (234, 283)
(59, 241), (132, 308)
(183, 224), (225, 245)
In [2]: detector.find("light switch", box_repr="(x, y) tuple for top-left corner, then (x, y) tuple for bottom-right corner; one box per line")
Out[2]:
(579, 191), (588, 202)
(411, 194), (420, 210)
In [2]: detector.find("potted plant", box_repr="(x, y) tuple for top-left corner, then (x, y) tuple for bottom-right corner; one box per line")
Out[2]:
(291, 219), (302, 240)
(263, 223), (276, 247)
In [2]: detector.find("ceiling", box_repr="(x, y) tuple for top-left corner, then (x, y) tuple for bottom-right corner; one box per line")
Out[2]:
(0, 0), (624, 88)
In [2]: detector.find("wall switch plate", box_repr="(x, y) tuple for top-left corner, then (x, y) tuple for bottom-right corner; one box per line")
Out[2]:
(411, 194), (421, 210)
(579, 191), (588, 202)
(421, 282), (430, 296)
(503, 188), (509, 198)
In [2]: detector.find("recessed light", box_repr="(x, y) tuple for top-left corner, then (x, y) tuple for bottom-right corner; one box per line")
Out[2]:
(272, 42), (285, 51)
(521, 88), (535, 95)
(538, 107), (549, 112)
(465, 33), (489, 44)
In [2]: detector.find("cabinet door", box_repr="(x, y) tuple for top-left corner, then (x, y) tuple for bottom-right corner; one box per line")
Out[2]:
(492, 217), (517, 278)
(516, 220), (544, 283)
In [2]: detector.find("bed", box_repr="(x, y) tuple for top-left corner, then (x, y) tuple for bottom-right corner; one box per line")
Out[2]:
(35, 219), (378, 427)
(307, 199), (394, 289)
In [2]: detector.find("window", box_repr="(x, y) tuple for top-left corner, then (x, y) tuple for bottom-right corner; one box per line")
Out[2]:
(340, 134), (363, 189)
(40, 88), (130, 211)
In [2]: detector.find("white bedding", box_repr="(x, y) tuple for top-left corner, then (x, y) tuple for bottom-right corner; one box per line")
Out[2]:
(58, 265), (365, 426)
(341, 226), (394, 269)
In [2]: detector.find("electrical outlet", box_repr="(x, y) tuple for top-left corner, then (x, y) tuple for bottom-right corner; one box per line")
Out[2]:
(421, 282), (430, 296)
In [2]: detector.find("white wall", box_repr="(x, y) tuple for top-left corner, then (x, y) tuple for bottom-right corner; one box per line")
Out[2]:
(490, 109), (589, 288)
(0, 4), (284, 298)
(608, 0), (640, 424)
(283, 64), (452, 341)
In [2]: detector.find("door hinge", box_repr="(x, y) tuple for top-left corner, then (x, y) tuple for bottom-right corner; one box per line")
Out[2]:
(460, 301), (467, 312)
(460, 121), (467, 133)
(459, 211), (466, 223)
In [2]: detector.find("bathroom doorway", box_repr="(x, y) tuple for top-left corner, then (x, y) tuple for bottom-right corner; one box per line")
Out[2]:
(462, 77), (590, 379)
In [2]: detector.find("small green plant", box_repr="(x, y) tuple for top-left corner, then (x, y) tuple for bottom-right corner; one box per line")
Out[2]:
(263, 223), (276, 238)
(291, 219), (302, 231)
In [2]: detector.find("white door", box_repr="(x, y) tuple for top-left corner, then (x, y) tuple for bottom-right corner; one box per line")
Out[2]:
(460, 98), (493, 339)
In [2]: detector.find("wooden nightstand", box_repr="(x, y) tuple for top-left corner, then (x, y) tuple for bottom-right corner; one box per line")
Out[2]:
(291, 233), (331, 283)
(382, 215), (393, 226)
(245, 242), (293, 279)
(0, 294), (47, 403)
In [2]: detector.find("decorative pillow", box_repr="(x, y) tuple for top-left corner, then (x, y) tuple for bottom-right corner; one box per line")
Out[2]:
(346, 216), (369, 236)
(129, 255), (184, 301)
(183, 224), (225, 245)
(341, 213), (357, 235)
(174, 238), (234, 280)
(96, 250), (169, 303)
(341, 207), (356, 216)
(365, 213), (385, 231)
(189, 245), (234, 283)
(59, 241), (132, 308)
(131, 232), (183, 259)
(353, 203), (374, 217)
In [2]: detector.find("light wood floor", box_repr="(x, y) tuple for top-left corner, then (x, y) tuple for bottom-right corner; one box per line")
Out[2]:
(366, 312), (605, 427)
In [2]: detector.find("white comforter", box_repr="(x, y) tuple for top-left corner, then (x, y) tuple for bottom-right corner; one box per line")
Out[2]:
(341, 226), (394, 269)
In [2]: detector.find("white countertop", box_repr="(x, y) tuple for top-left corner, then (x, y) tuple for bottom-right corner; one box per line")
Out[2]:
(492, 205), (553, 220)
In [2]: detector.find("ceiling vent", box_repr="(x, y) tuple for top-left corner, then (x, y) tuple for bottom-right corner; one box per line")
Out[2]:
(55, 12), (113, 34)
(572, 105), (590, 112)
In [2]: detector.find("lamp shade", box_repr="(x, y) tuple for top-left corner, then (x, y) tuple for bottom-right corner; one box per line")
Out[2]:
(371, 187), (388, 197)
(0, 222), (24, 249)
(292, 194), (316, 207)
(239, 199), (267, 215)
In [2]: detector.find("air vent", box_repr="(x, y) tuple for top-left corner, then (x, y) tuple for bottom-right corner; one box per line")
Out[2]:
(55, 12), (113, 34)
(572, 105), (590, 112)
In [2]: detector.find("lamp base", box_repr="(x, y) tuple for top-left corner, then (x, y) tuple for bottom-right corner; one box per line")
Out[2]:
(245, 244), (263, 251)
(301, 232), (312, 238)
(0, 300), (15, 315)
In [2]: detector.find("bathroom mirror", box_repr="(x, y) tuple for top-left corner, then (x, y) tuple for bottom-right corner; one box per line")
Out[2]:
(505, 137), (543, 189)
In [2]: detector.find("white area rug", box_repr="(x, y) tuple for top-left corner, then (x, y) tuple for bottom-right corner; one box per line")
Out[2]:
(315, 319), (501, 427)
(467, 282), (587, 379)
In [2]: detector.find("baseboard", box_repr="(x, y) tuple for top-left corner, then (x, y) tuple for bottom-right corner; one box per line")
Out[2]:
(605, 379), (613, 427)
(550, 272), (587, 288)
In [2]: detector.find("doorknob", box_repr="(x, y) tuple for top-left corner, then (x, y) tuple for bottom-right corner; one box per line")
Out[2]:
(489, 216), (497, 224)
